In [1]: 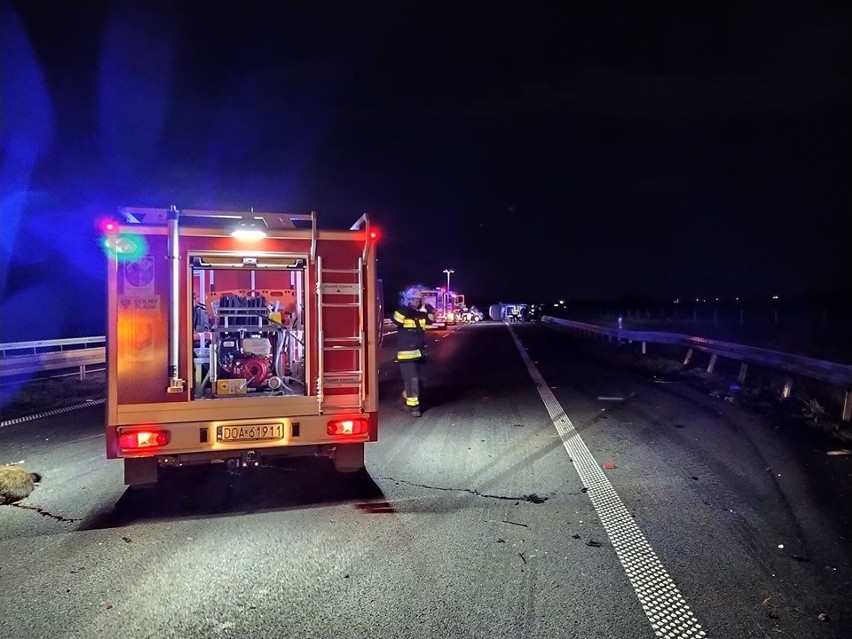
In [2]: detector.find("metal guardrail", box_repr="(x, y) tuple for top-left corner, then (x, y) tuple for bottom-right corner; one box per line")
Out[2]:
(542, 316), (852, 421)
(0, 336), (106, 380)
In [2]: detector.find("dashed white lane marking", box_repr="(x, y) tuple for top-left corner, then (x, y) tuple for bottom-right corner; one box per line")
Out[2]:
(508, 325), (708, 639)
(0, 399), (105, 429)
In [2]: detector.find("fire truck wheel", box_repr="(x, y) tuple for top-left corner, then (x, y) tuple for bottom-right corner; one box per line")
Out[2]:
(333, 443), (365, 473)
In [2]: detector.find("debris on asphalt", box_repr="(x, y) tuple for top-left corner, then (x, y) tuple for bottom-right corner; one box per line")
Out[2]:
(586, 540), (602, 548)
(602, 462), (617, 470)
(827, 450), (850, 456)
(761, 596), (780, 619)
(818, 612), (830, 622)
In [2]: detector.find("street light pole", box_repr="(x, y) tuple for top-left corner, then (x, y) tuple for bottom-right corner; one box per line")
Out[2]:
(443, 268), (454, 291)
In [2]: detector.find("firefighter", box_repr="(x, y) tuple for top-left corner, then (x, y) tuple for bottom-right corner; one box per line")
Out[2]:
(392, 286), (436, 417)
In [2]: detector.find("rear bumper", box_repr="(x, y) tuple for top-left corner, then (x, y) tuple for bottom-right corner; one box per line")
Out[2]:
(106, 411), (378, 459)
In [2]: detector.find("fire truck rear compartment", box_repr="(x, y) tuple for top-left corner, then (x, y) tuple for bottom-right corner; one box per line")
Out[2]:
(192, 257), (308, 400)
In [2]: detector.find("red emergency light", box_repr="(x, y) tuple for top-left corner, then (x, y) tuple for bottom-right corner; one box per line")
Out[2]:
(96, 217), (119, 233)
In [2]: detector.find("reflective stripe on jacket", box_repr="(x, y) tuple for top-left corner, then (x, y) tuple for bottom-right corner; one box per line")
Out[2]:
(392, 310), (428, 329)
(391, 304), (435, 360)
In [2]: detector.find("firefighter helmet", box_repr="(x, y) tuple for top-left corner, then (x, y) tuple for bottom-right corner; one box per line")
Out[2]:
(401, 286), (424, 304)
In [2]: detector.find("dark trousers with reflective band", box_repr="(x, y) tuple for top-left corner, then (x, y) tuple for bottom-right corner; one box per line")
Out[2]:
(398, 360), (422, 408)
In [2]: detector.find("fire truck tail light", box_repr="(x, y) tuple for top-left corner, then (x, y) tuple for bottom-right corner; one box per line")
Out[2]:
(118, 429), (170, 450)
(327, 418), (369, 436)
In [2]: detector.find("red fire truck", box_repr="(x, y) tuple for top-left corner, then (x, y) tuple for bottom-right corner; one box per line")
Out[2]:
(103, 206), (381, 485)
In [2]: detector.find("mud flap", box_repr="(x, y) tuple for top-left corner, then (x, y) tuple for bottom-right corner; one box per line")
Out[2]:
(333, 443), (365, 473)
(124, 457), (159, 486)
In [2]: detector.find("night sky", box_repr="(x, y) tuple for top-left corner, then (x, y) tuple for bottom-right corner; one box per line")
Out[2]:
(2, 1), (850, 340)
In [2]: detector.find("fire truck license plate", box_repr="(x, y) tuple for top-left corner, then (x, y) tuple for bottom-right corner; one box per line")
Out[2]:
(217, 424), (284, 443)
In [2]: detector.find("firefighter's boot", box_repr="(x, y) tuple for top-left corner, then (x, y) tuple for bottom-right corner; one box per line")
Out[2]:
(404, 392), (421, 417)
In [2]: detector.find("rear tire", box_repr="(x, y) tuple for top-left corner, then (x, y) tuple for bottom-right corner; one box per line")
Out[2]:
(333, 443), (365, 473)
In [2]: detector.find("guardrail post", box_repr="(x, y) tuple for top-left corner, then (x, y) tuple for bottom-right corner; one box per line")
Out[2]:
(781, 377), (793, 399)
(683, 348), (693, 365)
(738, 362), (748, 384)
(707, 353), (717, 374)
(842, 389), (851, 422)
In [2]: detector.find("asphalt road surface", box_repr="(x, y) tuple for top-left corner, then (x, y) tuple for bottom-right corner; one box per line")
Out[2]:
(1, 321), (850, 639)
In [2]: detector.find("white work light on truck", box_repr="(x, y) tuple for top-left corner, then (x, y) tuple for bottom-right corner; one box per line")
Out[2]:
(231, 219), (267, 240)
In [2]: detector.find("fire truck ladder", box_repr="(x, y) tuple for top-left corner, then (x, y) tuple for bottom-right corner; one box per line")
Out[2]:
(316, 255), (365, 413)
